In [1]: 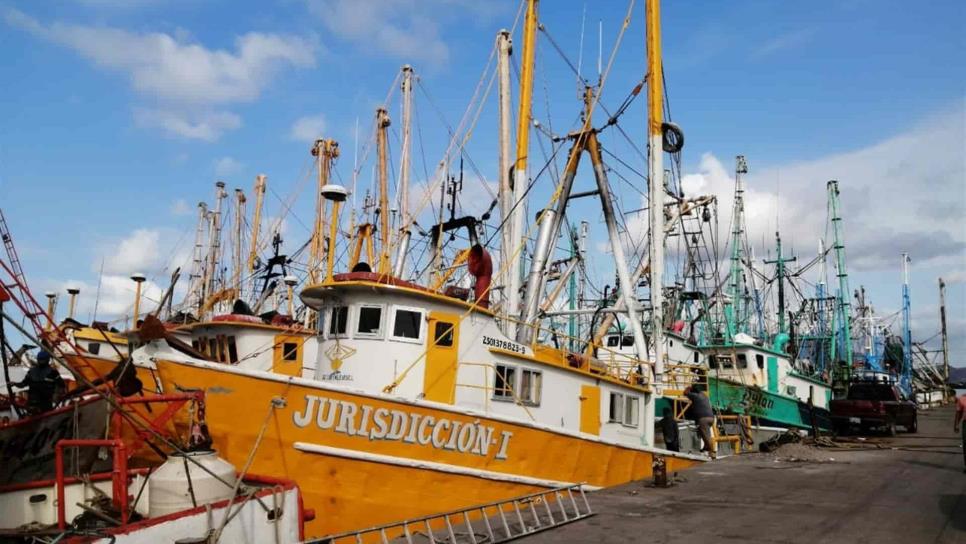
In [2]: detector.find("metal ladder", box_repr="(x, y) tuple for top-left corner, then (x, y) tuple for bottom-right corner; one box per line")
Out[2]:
(309, 484), (594, 544)
(0, 208), (113, 389)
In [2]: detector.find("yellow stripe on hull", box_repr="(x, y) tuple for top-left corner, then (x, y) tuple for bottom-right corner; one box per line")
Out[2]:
(154, 358), (702, 538)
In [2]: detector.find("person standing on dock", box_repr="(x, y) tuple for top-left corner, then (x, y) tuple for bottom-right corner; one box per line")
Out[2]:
(955, 393), (966, 472)
(660, 406), (680, 452)
(685, 384), (716, 458)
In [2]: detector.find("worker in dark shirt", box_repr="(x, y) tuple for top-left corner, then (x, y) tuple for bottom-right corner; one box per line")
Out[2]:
(14, 350), (66, 414)
(660, 406), (680, 452)
(685, 383), (716, 458)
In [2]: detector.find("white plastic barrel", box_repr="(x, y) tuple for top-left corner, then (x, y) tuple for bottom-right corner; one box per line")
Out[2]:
(147, 451), (236, 517)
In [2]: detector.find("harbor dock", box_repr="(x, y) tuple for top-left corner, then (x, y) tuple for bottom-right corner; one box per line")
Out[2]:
(524, 404), (965, 543)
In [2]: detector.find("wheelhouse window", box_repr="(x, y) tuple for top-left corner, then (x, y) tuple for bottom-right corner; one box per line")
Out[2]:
(693, 351), (700, 364)
(493, 364), (516, 400)
(392, 308), (422, 340)
(606, 335), (619, 347)
(87, 342), (101, 355)
(356, 305), (383, 337)
(708, 355), (718, 369)
(623, 395), (640, 427)
(227, 336), (239, 363)
(756, 354), (765, 369)
(608, 392), (639, 427)
(433, 322), (455, 347)
(329, 306), (349, 337)
(737, 353), (748, 369)
(282, 342), (299, 361)
(621, 335), (634, 347)
(608, 393), (624, 423)
(519, 369), (542, 406)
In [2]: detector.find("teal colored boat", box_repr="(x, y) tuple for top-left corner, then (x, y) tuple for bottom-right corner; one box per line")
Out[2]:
(657, 376), (832, 432)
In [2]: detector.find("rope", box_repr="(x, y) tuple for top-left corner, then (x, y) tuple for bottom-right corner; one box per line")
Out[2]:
(211, 396), (282, 542)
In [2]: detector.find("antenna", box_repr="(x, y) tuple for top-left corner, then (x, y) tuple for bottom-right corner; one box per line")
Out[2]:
(353, 116), (359, 208)
(775, 169), (781, 233)
(577, 3), (587, 90)
(597, 20), (603, 79)
(92, 257), (104, 322)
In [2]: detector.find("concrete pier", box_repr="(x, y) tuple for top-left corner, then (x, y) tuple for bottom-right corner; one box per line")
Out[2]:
(525, 404), (965, 543)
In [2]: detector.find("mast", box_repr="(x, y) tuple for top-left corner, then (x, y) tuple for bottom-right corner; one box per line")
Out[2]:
(646, 0), (665, 391)
(248, 174), (266, 273)
(901, 253), (912, 395)
(765, 232), (796, 336)
(816, 238), (827, 370)
(310, 139), (339, 284)
(376, 108), (392, 275)
(187, 201), (208, 313)
(517, 88), (588, 345)
(939, 277), (950, 397)
(507, 0), (538, 335)
(726, 155), (748, 340)
(232, 188), (246, 295)
(204, 181), (227, 313)
(587, 131), (649, 381)
(393, 65), (414, 277)
(748, 245), (766, 338)
(497, 28), (513, 329)
(827, 180), (853, 376)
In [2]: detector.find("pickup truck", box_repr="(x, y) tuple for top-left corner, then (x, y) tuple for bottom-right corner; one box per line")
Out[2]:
(830, 382), (917, 436)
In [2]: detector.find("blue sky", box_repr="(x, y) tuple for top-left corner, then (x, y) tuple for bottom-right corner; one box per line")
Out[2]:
(0, 0), (963, 365)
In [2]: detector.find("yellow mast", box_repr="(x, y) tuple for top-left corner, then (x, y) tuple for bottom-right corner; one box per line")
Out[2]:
(646, 0), (666, 391)
(247, 174), (266, 273)
(375, 108), (392, 275)
(506, 0), (538, 333)
(310, 139), (339, 284)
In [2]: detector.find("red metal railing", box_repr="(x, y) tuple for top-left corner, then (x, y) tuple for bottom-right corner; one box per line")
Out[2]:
(55, 439), (129, 530)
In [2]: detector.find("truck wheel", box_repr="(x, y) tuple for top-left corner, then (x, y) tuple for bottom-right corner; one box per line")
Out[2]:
(907, 417), (917, 434)
(886, 420), (897, 437)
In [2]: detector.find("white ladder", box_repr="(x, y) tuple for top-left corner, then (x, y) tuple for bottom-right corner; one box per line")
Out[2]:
(309, 484), (594, 544)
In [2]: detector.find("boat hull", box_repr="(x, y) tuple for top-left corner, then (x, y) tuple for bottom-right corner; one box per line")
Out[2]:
(658, 378), (832, 433)
(154, 357), (702, 538)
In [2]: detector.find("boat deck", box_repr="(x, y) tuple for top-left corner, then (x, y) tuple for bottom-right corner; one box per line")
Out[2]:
(522, 404), (965, 543)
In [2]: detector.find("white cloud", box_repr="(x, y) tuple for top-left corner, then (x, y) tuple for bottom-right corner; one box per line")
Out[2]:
(679, 102), (966, 273)
(102, 228), (163, 276)
(55, 275), (165, 325)
(944, 270), (966, 285)
(303, 0), (503, 66)
(290, 114), (327, 142)
(4, 8), (316, 141)
(170, 199), (191, 216)
(134, 108), (242, 141)
(213, 156), (244, 177)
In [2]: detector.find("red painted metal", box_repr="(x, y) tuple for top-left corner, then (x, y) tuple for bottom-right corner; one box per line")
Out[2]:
(211, 313), (264, 324)
(109, 392), (205, 452)
(0, 468), (150, 493)
(55, 438), (128, 530)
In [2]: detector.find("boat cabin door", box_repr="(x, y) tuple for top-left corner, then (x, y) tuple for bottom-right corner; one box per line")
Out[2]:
(273, 334), (304, 377)
(424, 311), (459, 404)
